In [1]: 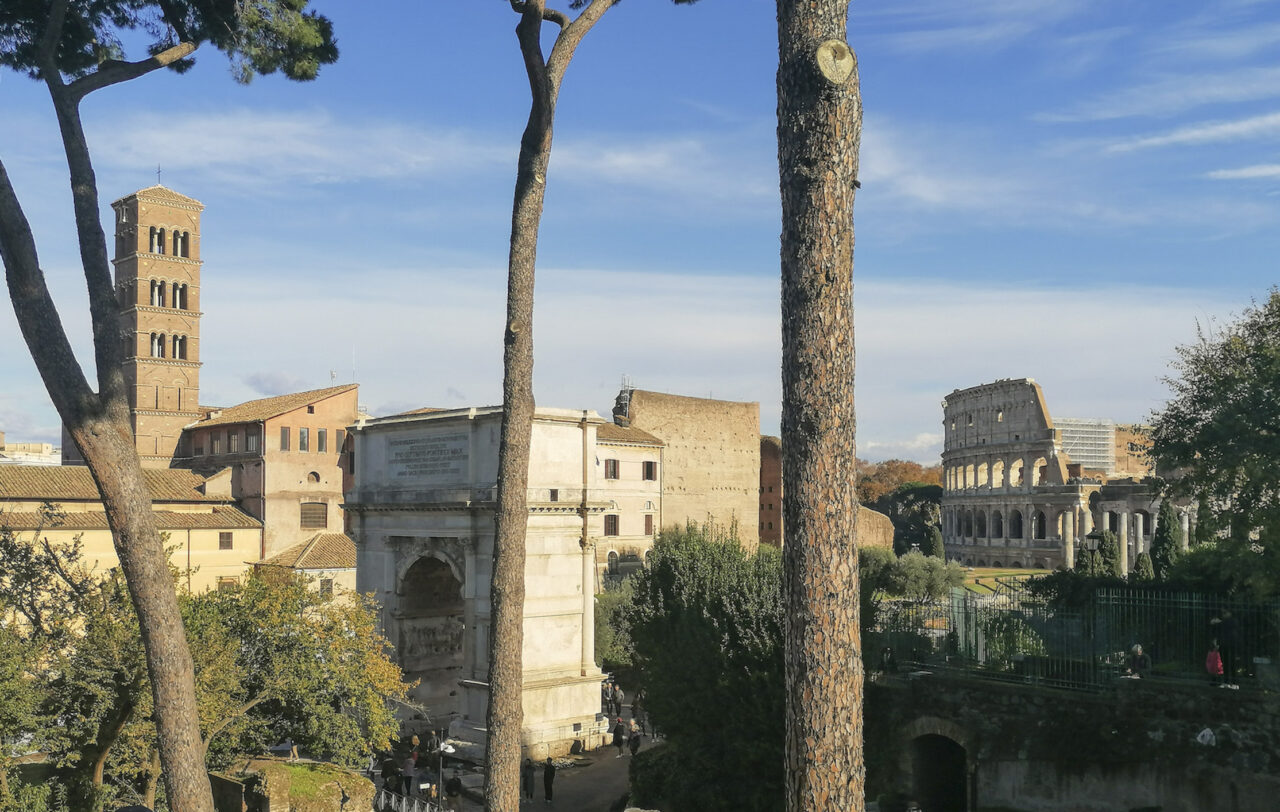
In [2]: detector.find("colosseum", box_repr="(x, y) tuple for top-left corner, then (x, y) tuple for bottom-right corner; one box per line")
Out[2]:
(940, 379), (1193, 571)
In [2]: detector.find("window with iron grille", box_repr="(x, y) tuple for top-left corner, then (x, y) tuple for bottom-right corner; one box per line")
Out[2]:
(604, 515), (619, 536)
(604, 459), (619, 479)
(219, 532), (233, 550)
(247, 431), (259, 452)
(229, 432), (240, 453)
(217, 577), (237, 592)
(643, 460), (657, 481)
(300, 502), (327, 529)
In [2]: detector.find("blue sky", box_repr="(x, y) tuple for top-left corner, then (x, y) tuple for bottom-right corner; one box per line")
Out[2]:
(1, 0), (1277, 462)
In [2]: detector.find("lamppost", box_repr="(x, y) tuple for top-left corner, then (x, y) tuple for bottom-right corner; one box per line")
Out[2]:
(1080, 530), (1102, 577)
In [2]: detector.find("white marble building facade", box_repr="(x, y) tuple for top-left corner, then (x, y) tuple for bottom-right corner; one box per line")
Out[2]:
(346, 406), (613, 756)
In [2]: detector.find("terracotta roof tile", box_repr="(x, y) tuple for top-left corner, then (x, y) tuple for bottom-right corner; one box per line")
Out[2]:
(115, 185), (205, 209)
(192, 384), (357, 428)
(597, 423), (664, 446)
(261, 533), (355, 570)
(0, 506), (261, 530)
(0, 466), (221, 502)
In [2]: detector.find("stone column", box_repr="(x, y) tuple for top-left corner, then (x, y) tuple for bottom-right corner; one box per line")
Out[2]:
(1080, 506), (1093, 537)
(581, 539), (595, 676)
(1118, 512), (1130, 573)
(1063, 510), (1075, 570)
(1134, 512), (1145, 555)
(1026, 503), (1036, 547)
(464, 544), (479, 679)
(1180, 509), (1191, 552)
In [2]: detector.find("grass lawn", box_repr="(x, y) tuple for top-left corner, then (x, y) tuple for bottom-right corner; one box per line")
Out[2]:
(963, 567), (1042, 594)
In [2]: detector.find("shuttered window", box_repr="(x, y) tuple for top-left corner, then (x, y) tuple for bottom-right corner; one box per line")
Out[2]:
(643, 461), (657, 481)
(300, 502), (327, 529)
(219, 532), (233, 550)
(604, 459), (619, 479)
(644, 515), (654, 535)
(604, 515), (619, 536)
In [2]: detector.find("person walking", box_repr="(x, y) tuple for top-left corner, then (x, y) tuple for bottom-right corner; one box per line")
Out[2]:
(543, 757), (557, 804)
(612, 717), (627, 758)
(615, 685), (626, 718)
(521, 757), (535, 802)
(400, 750), (417, 796)
(628, 719), (642, 757)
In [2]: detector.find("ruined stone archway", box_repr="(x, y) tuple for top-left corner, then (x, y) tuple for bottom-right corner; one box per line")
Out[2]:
(1008, 510), (1023, 539)
(898, 717), (973, 812)
(398, 555), (465, 718)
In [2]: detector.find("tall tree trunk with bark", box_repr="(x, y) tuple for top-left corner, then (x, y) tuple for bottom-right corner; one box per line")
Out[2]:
(776, 1), (864, 809)
(0, 16), (215, 811)
(487, 2), (615, 809)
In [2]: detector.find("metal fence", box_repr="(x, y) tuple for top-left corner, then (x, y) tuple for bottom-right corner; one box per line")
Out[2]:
(871, 586), (1280, 692)
(373, 788), (447, 812)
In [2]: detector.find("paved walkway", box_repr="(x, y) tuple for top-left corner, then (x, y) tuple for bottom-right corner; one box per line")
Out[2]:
(446, 736), (657, 812)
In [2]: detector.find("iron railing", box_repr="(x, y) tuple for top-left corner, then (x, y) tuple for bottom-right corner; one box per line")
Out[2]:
(870, 586), (1280, 692)
(373, 788), (447, 812)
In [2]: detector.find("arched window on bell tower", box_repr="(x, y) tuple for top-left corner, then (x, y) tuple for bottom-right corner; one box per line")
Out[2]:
(149, 226), (158, 253)
(157, 228), (166, 255)
(149, 280), (165, 307)
(172, 335), (187, 360)
(150, 333), (165, 358)
(173, 283), (187, 310)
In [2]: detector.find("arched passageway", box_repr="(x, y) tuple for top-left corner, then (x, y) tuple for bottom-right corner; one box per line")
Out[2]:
(399, 556), (465, 716)
(909, 734), (968, 812)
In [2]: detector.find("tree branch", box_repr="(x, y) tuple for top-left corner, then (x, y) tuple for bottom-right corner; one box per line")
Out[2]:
(66, 42), (199, 101)
(509, 0), (570, 28)
(0, 158), (96, 426)
(202, 694), (271, 753)
(514, 0), (554, 118)
(547, 0), (617, 89)
(36, 0), (71, 85)
(40, 81), (131, 416)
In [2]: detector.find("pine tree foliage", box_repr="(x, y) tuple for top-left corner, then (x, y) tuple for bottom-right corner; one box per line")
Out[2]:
(1150, 500), (1184, 579)
(1097, 530), (1122, 578)
(623, 524), (785, 811)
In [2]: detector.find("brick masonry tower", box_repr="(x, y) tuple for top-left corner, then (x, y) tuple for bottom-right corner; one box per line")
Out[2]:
(109, 185), (205, 467)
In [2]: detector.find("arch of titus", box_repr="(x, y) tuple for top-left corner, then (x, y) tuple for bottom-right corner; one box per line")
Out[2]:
(941, 379), (1193, 571)
(346, 406), (609, 757)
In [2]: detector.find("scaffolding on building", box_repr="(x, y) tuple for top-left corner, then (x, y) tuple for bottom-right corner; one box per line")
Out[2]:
(1056, 417), (1116, 475)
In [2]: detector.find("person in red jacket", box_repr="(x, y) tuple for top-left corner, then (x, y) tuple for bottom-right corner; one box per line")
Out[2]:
(1207, 640), (1225, 686)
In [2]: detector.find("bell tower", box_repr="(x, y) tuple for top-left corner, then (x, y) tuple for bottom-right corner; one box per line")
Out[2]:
(111, 185), (205, 468)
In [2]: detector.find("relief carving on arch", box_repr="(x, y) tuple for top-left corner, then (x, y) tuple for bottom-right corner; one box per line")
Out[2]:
(393, 535), (472, 589)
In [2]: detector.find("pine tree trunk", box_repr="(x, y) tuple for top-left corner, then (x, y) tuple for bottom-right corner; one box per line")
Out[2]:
(0, 99), (215, 812)
(486, 5), (615, 808)
(485, 11), (554, 811)
(776, 1), (864, 809)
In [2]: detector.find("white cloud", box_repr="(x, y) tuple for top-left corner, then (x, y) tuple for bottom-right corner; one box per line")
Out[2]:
(1106, 110), (1280, 152)
(1206, 163), (1280, 180)
(0, 259), (1250, 464)
(1040, 66), (1280, 122)
(865, 0), (1094, 51)
(93, 109), (513, 188)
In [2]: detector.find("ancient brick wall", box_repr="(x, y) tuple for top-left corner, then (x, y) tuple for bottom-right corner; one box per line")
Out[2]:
(618, 390), (760, 548)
